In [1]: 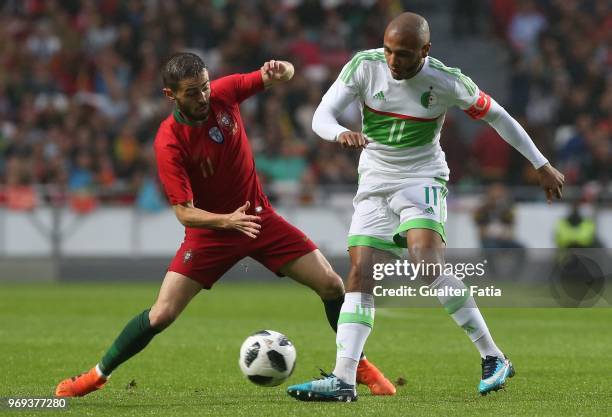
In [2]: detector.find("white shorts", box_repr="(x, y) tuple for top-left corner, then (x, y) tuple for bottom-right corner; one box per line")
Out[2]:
(348, 177), (448, 253)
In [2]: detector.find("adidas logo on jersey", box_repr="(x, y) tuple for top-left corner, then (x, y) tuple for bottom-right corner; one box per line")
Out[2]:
(373, 91), (386, 101)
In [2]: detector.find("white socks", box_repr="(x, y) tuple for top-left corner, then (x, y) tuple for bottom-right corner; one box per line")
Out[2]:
(331, 274), (502, 386)
(334, 357), (359, 385)
(430, 273), (503, 359)
(333, 292), (374, 384)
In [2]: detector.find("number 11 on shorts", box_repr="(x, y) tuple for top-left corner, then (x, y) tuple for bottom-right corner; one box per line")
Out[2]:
(424, 186), (439, 206)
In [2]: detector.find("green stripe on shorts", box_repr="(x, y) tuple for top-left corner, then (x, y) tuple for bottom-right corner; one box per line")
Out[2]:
(393, 219), (447, 247)
(347, 235), (402, 257)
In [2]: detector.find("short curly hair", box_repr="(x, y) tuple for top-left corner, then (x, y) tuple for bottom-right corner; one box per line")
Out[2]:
(161, 52), (207, 91)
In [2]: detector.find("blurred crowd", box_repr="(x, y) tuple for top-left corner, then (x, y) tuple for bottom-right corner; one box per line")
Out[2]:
(0, 0), (609, 212)
(453, 0), (612, 192)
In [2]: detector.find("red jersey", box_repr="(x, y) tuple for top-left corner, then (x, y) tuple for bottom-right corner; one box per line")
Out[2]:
(154, 70), (270, 239)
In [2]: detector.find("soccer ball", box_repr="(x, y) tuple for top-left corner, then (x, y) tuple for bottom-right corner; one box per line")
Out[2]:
(238, 330), (297, 386)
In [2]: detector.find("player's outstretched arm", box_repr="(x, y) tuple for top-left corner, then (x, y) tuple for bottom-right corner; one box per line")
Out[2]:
(261, 60), (294, 88)
(478, 97), (565, 203)
(173, 201), (261, 238)
(312, 79), (367, 149)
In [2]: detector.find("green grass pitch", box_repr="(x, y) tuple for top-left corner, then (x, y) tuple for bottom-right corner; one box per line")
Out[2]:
(1, 281), (610, 416)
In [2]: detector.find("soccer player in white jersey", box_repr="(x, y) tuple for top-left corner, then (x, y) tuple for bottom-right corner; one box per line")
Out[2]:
(287, 12), (565, 402)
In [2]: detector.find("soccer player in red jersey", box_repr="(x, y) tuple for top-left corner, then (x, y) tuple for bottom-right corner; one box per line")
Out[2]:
(55, 52), (395, 397)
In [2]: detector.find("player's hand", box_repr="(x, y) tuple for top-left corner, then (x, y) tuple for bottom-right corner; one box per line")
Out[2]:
(261, 60), (294, 83)
(224, 201), (262, 238)
(337, 131), (369, 149)
(537, 163), (565, 204)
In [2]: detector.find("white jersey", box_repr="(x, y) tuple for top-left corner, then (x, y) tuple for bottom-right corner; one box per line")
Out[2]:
(334, 49), (488, 182)
(314, 48), (548, 247)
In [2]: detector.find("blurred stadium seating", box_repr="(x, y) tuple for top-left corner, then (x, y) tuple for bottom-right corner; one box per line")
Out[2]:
(0, 0), (609, 265)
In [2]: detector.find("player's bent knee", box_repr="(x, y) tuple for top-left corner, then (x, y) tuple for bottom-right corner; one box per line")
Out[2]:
(148, 305), (180, 330)
(319, 271), (345, 300)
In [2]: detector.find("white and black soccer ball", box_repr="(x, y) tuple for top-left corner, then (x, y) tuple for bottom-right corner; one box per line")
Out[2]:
(238, 330), (297, 386)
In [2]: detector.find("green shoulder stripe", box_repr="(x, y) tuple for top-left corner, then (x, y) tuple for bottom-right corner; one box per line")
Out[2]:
(340, 51), (385, 84)
(428, 57), (478, 96)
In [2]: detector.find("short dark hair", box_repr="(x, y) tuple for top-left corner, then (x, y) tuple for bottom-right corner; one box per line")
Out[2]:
(161, 52), (207, 91)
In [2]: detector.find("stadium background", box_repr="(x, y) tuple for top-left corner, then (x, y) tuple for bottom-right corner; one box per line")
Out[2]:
(0, 0), (609, 280)
(0, 1), (610, 416)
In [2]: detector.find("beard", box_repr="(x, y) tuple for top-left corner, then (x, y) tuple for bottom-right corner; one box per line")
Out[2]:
(177, 101), (209, 122)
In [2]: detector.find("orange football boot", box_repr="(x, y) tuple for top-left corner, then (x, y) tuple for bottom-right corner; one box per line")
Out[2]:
(356, 358), (396, 395)
(55, 367), (107, 397)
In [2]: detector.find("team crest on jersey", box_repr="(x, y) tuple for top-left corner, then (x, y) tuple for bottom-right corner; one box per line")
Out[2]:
(420, 88), (437, 109)
(216, 111), (237, 135)
(208, 126), (224, 143)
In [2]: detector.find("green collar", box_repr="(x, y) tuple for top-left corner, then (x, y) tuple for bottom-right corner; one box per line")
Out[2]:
(173, 106), (208, 127)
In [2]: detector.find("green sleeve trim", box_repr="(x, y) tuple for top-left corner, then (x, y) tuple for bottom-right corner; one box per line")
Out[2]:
(348, 235), (402, 255)
(443, 294), (470, 315)
(340, 51), (385, 84)
(393, 219), (447, 247)
(338, 312), (374, 328)
(428, 57), (478, 96)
